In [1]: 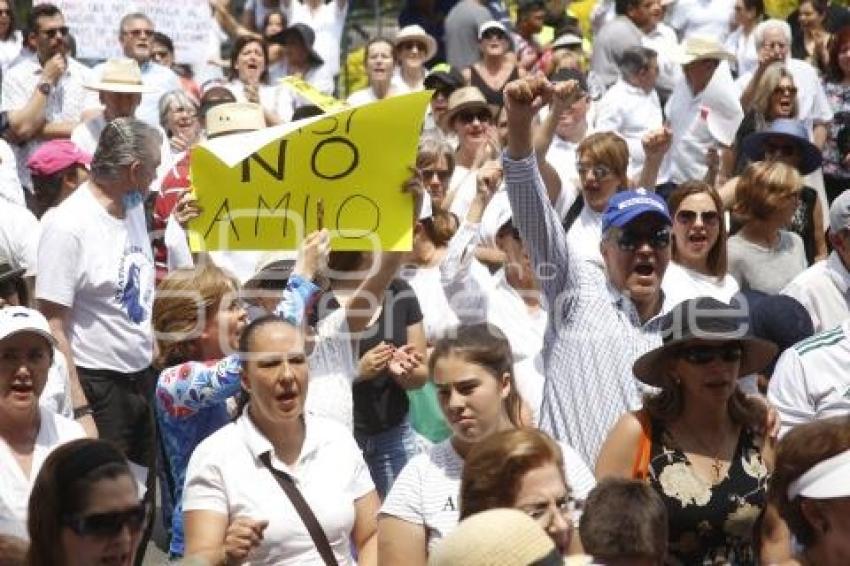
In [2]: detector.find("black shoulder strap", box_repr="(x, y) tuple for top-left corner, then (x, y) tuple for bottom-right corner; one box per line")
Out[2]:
(259, 452), (339, 566)
(561, 194), (585, 234)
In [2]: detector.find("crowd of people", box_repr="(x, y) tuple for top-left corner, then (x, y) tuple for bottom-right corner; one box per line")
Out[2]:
(1, 0), (850, 565)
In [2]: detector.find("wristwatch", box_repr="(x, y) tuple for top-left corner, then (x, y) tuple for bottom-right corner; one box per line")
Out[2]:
(37, 82), (52, 96)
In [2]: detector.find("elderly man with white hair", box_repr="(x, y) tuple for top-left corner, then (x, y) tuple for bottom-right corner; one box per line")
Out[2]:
(736, 18), (833, 149)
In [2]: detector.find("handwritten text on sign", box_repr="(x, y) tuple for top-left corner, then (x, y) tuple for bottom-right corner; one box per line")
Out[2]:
(34, 0), (212, 65)
(187, 92), (432, 252)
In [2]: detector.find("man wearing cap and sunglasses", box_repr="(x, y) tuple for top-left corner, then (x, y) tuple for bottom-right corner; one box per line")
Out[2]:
(1, 3), (92, 191)
(502, 75), (675, 464)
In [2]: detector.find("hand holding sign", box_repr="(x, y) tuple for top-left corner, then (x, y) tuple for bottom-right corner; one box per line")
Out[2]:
(187, 92), (432, 252)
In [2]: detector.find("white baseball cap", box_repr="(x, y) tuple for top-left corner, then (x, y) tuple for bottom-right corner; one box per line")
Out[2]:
(0, 306), (55, 346)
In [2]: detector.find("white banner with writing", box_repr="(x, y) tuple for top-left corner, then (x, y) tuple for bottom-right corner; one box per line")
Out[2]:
(34, 0), (213, 65)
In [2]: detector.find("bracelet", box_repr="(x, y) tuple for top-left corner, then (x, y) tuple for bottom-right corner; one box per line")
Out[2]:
(73, 405), (93, 419)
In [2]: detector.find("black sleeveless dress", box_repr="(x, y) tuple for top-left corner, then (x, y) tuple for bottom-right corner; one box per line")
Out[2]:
(469, 64), (519, 107)
(647, 417), (769, 565)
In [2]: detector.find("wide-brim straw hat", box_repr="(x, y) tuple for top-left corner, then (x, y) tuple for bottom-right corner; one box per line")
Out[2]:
(84, 58), (156, 93)
(671, 36), (736, 65)
(441, 86), (492, 129)
(632, 297), (778, 387)
(428, 509), (562, 566)
(394, 24), (439, 61)
(205, 102), (265, 138)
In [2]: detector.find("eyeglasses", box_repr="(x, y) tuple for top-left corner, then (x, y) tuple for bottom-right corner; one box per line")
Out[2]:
(40, 26), (69, 39)
(124, 28), (154, 38)
(169, 106), (197, 118)
(63, 503), (148, 538)
(576, 163), (614, 180)
(419, 168), (452, 184)
(675, 209), (720, 226)
(773, 85), (797, 97)
(481, 29), (507, 41)
(399, 41), (427, 52)
(612, 226), (671, 252)
(676, 343), (743, 365)
(432, 87), (454, 100)
(456, 109), (491, 124)
(764, 142), (799, 157)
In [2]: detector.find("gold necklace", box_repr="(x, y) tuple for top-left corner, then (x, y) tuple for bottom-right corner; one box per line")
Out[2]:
(668, 426), (731, 483)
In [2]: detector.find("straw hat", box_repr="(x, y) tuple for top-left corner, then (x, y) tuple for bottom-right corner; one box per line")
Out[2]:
(441, 86), (491, 129)
(84, 58), (156, 93)
(632, 297), (778, 387)
(394, 25), (438, 61)
(205, 102), (265, 138)
(428, 509), (562, 566)
(671, 36), (736, 65)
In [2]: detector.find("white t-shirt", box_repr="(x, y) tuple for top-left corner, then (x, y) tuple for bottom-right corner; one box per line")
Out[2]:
(768, 321), (850, 438)
(400, 264), (460, 345)
(40, 348), (74, 419)
(305, 307), (358, 430)
(665, 0), (736, 42)
(594, 80), (663, 179)
(661, 261), (740, 310)
(286, 0), (347, 78)
(0, 198), (40, 276)
(447, 164), (479, 222)
(184, 412), (374, 565)
(36, 183), (155, 372)
(643, 23), (682, 93)
(0, 408), (85, 539)
(345, 86), (398, 107)
(0, 32), (22, 73)
(782, 252), (850, 333)
(381, 438), (596, 552)
(566, 205), (605, 268)
(0, 139), (24, 206)
(227, 79), (294, 123)
(724, 26), (758, 78)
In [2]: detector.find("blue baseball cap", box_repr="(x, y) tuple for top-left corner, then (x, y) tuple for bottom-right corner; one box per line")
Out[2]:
(601, 189), (671, 232)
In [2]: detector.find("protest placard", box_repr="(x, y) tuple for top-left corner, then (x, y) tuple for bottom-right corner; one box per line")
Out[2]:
(34, 0), (212, 65)
(187, 92), (432, 252)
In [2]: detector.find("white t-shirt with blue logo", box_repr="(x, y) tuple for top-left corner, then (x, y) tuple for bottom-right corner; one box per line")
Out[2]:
(36, 182), (154, 373)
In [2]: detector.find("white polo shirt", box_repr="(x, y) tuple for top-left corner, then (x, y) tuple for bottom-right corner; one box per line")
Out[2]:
(665, 0), (736, 42)
(0, 408), (85, 539)
(183, 411), (374, 565)
(380, 437), (596, 553)
(768, 321), (850, 438)
(781, 252), (850, 333)
(594, 79), (663, 179)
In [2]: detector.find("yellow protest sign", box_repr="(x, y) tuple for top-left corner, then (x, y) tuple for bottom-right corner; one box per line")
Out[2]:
(279, 76), (348, 113)
(187, 91), (431, 252)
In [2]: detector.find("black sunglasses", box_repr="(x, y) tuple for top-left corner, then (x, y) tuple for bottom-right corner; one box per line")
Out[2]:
(677, 343), (743, 365)
(675, 209), (720, 226)
(40, 26), (69, 39)
(419, 168), (452, 184)
(457, 109), (491, 124)
(613, 226), (671, 252)
(63, 503), (148, 538)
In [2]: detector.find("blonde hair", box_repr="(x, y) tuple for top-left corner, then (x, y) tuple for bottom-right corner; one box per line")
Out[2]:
(752, 62), (798, 120)
(733, 161), (802, 222)
(577, 132), (629, 186)
(152, 263), (239, 368)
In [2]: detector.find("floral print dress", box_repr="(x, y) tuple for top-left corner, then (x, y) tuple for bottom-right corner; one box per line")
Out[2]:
(647, 418), (769, 565)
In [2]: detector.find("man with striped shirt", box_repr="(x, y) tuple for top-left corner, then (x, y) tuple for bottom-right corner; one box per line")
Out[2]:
(502, 75), (673, 464)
